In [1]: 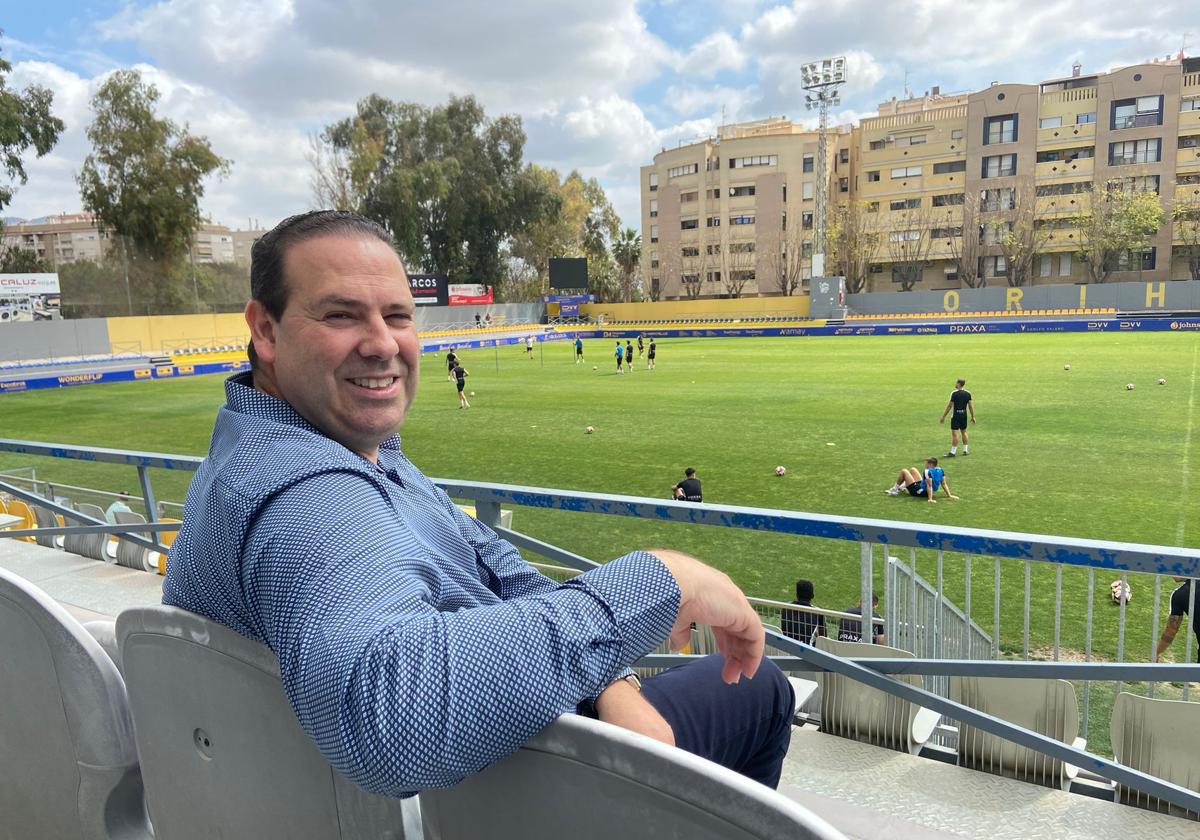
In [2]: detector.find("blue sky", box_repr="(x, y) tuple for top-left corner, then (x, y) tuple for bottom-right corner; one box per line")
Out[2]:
(4, 1), (1199, 232)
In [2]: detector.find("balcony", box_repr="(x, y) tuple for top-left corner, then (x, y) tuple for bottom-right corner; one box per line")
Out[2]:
(1035, 157), (1093, 180)
(1037, 123), (1095, 146)
(1177, 146), (1200, 169)
(1035, 195), (1088, 216)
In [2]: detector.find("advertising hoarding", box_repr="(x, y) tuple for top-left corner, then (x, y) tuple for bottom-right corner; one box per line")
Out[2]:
(0, 273), (61, 322)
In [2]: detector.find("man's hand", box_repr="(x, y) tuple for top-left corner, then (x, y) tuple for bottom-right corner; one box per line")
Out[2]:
(649, 549), (764, 684)
(971, 416), (977, 424)
(939, 417), (945, 424)
(595, 679), (674, 746)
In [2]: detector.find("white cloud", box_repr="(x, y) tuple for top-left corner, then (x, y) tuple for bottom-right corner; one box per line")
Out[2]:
(676, 32), (746, 79)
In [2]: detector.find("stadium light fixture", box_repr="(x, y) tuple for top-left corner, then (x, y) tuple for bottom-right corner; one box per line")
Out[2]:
(800, 55), (848, 278)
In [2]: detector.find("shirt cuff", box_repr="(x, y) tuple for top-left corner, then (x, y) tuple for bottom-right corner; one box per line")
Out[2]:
(562, 549), (680, 703)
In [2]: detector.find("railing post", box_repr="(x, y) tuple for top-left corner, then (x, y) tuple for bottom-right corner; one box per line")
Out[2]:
(474, 499), (503, 530)
(993, 557), (1001, 659)
(136, 466), (162, 550)
(1149, 574), (1162, 699)
(1083, 568), (1094, 738)
(860, 541), (873, 643)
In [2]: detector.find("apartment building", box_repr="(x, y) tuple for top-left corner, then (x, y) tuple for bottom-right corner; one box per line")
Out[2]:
(2, 214), (263, 268)
(641, 56), (1200, 297)
(640, 117), (849, 299)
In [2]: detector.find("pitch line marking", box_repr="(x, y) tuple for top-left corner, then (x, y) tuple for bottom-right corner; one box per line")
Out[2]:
(1176, 341), (1199, 546)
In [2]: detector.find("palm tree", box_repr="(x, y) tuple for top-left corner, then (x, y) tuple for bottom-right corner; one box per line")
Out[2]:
(611, 228), (641, 303)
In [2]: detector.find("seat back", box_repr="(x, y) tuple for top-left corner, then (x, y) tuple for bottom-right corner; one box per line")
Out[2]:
(30, 503), (59, 548)
(116, 605), (420, 839)
(5, 498), (36, 543)
(813, 635), (931, 754)
(63, 503), (110, 562)
(1111, 692), (1200, 819)
(420, 713), (845, 840)
(0, 568), (150, 839)
(114, 510), (153, 571)
(951, 676), (1079, 789)
(151, 517), (181, 575)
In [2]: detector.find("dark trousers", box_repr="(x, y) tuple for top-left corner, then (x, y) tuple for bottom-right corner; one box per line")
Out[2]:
(640, 654), (794, 789)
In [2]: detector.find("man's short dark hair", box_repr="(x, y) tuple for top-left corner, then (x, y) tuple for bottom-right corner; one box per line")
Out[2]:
(956, 378), (966, 387)
(927, 456), (939, 467)
(795, 579), (815, 601)
(684, 467), (696, 477)
(247, 210), (395, 367)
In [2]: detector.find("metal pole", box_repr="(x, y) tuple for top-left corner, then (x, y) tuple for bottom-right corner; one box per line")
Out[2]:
(1149, 574), (1162, 698)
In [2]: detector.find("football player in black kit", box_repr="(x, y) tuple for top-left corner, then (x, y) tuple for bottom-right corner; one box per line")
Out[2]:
(939, 378), (975, 456)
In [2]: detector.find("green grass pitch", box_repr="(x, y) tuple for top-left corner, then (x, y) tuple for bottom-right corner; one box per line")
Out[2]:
(3, 330), (1199, 752)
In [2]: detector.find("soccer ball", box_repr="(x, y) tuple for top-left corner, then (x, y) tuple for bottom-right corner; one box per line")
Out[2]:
(585, 426), (594, 434)
(1063, 364), (1071, 371)
(775, 465), (787, 476)
(592, 365), (597, 370)
(1159, 378), (1166, 385)
(1126, 383), (1135, 390)
(469, 391), (475, 396)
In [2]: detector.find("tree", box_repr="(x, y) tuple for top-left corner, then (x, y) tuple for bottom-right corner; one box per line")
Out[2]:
(982, 178), (1049, 287)
(611, 228), (641, 303)
(78, 70), (229, 268)
(828, 201), (880, 294)
(1173, 197), (1200, 282)
(1073, 188), (1165, 283)
(323, 95), (558, 286)
(886, 207), (935, 291)
(306, 131), (361, 212)
(0, 245), (49, 273)
(720, 239), (756, 298)
(0, 32), (65, 218)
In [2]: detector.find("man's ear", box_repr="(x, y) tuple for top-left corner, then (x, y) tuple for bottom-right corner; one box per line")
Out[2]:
(245, 300), (278, 366)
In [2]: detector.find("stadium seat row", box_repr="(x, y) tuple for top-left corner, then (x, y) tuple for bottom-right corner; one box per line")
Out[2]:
(845, 308), (1116, 321)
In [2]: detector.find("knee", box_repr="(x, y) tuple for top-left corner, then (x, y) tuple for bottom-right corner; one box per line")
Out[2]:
(750, 657), (794, 720)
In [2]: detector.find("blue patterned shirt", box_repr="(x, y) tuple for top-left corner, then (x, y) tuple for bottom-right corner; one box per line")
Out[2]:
(164, 372), (680, 797)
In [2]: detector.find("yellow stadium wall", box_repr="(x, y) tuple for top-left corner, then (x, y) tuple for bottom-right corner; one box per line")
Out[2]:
(105, 313), (249, 353)
(579, 297), (810, 321)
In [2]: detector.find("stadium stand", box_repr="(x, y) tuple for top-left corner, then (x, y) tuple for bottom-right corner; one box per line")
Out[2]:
(5, 499), (36, 544)
(844, 308), (1117, 321)
(951, 676), (1085, 791)
(812, 636), (942, 755)
(1111, 692), (1200, 820)
(62, 503), (109, 563)
(0, 568), (152, 839)
(114, 510), (154, 572)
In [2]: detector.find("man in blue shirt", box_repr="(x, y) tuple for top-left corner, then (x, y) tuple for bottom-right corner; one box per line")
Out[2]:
(574, 335), (584, 363)
(164, 211), (792, 799)
(884, 457), (959, 502)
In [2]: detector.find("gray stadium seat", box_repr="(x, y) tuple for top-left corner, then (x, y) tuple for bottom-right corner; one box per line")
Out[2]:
(0, 568), (151, 839)
(30, 502), (58, 548)
(116, 605), (422, 840)
(420, 712), (844, 840)
(114, 510), (154, 571)
(63, 502), (110, 562)
(1111, 691), (1200, 819)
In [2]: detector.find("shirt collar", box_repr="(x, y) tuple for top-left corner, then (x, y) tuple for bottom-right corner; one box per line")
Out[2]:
(223, 372), (403, 454)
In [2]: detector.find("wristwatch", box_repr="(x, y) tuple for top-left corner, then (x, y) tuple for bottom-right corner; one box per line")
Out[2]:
(619, 673), (642, 692)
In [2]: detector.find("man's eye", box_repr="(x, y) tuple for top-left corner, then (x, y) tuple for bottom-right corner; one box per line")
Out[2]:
(325, 312), (353, 321)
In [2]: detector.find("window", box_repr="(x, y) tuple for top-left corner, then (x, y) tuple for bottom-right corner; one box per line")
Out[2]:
(706, 271), (720, 283)
(1059, 253), (1072, 276)
(682, 273), (700, 284)
(648, 199), (658, 218)
(866, 201), (880, 213)
(839, 177), (849, 192)
(1108, 138), (1161, 165)
(729, 242), (755, 253)
(680, 219), (698, 230)
(668, 163), (699, 178)
(979, 255), (1008, 278)
(681, 246), (700, 257)
(728, 185), (755, 197)
(979, 187), (1016, 211)
(650, 225), (659, 243)
(802, 242), (814, 257)
(1180, 135), (1200, 149)
(1039, 254), (1053, 277)
(889, 230), (921, 242)
(730, 270), (756, 282)
(680, 190), (698, 203)
(802, 154), (814, 173)
(1039, 116), (1063, 129)
(890, 165), (922, 179)
(869, 263), (884, 273)
(802, 182), (814, 200)
(729, 214), (755, 225)
(890, 198), (922, 211)
(649, 252), (659, 269)
(710, 188), (721, 199)
(1035, 181), (1091, 197)
(1036, 146), (1093, 163)
(932, 193), (964, 207)
(931, 226), (963, 239)
(705, 157), (721, 171)
(895, 134), (927, 147)
(933, 160), (967, 174)
(982, 154), (1017, 178)
(651, 277), (660, 296)
(867, 170), (880, 182)
(1180, 173), (1200, 185)
(1183, 98), (1200, 113)
(706, 244), (721, 255)
(951, 129), (965, 140)
(1076, 112), (1096, 124)
(706, 216), (721, 227)
(1111, 96), (1162, 130)
(1108, 175), (1160, 194)
(839, 148), (850, 163)
(981, 222), (1011, 246)
(984, 114), (1017, 145)
(1117, 247), (1156, 271)
(729, 155), (777, 168)
(648, 173), (658, 191)
(869, 139), (886, 151)
(802, 211), (813, 230)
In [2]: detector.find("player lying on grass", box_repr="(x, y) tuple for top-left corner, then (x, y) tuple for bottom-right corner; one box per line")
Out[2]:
(885, 457), (958, 502)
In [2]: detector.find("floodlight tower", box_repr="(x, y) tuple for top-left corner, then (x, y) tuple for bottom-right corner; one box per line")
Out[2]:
(802, 56), (847, 277)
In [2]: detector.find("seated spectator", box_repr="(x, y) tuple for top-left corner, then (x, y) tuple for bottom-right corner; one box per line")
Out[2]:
(838, 593), (886, 645)
(105, 491), (132, 523)
(780, 579), (825, 643)
(672, 468), (702, 503)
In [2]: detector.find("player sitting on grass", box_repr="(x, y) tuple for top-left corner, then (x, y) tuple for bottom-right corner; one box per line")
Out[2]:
(885, 457), (958, 502)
